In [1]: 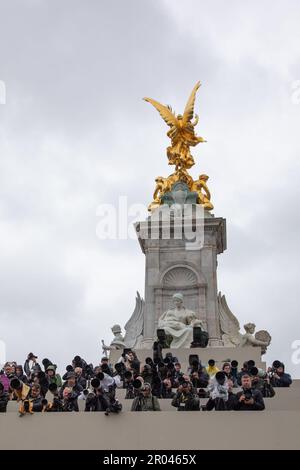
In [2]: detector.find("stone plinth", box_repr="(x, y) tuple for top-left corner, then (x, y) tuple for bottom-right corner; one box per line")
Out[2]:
(135, 210), (226, 347)
(109, 346), (264, 371)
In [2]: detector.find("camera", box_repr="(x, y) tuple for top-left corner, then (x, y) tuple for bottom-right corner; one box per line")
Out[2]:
(244, 389), (253, 400)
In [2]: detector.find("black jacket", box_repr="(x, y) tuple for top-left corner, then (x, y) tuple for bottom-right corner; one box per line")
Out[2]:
(85, 392), (110, 412)
(0, 391), (9, 412)
(271, 372), (292, 388)
(171, 391), (200, 411)
(233, 388), (265, 411)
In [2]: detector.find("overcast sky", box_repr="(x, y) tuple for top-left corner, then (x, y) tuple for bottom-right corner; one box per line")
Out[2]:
(0, 0), (300, 376)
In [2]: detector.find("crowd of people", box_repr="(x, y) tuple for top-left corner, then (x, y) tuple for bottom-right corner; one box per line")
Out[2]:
(0, 347), (293, 415)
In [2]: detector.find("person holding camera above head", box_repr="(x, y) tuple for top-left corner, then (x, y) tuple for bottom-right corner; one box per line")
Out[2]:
(131, 382), (161, 411)
(206, 371), (229, 411)
(0, 382), (9, 413)
(110, 364), (123, 389)
(268, 361), (292, 388)
(233, 374), (265, 411)
(24, 353), (41, 380)
(114, 361), (126, 382)
(251, 368), (275, 398)
(171, 380), (200, 411)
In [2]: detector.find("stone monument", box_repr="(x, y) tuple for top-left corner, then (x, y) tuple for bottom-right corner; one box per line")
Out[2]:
(103, 82), (271, 355)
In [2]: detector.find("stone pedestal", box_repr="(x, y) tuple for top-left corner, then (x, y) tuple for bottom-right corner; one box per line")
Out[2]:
(135, 208), (226, 347)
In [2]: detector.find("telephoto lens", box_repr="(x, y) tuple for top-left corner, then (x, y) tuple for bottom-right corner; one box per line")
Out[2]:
(132, 378), (143, 389)
(91, 378), (101, 389)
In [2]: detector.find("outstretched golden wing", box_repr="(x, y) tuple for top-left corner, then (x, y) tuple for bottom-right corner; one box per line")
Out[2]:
(143, 97), (179, 127)
(182, 81), (201, 126)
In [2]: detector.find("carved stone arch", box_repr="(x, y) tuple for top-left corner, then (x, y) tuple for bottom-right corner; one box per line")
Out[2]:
(162, 266), (197, 288)
(160, 263), (207, 287)
(155, 264), (207, 329)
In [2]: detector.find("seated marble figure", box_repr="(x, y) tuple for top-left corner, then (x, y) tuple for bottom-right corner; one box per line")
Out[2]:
(157, 293), (206, 348)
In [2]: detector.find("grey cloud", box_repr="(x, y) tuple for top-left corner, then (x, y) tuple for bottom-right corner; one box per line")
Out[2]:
(0, 0), (300, 376)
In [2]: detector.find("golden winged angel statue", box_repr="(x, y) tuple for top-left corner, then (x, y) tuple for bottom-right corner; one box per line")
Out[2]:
(144, 82), (213, 212)
(144, 81), (205, 171)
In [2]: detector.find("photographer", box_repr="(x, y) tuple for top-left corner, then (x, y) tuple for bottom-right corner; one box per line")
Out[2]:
(206, 371), (229, 411)
(268, 361), (292, 388)
(46, 364), (62, 389)
(206, 359), (219, 378)
(60, 371), (83, 411)
(0, 383), (9, 412)
(236, 360), (254, 386)
(189, 360), (209, 388)
(100, 357), (114, 376)
(45, 383), (64, 412)
(24, 353), (41, 379)
(15, 365), (28, 384)
(28, 384), (44, 412)
(123, 370), (136, 399)
(85, 378), (111, 412)
(0, 362), (16, 392)
(62, 387), (80, 412)
(122, 351), (140, 376)
(74, 367), (86, 389)
(171, 380), (200, 411)
(250, 367), (275, 398)
(173, 362), (184, 387)
(161, 378), (176, 399)
(83, 375), (122, 413)
(141, 364), (153, 386)
(72, 355), (94, 380)
(30, 371), (49, 397)
(131, 382), (161, 411)
(10, 378), (32, 416)
(233, 374), (265, 411)
(222, 362), (238, 387)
